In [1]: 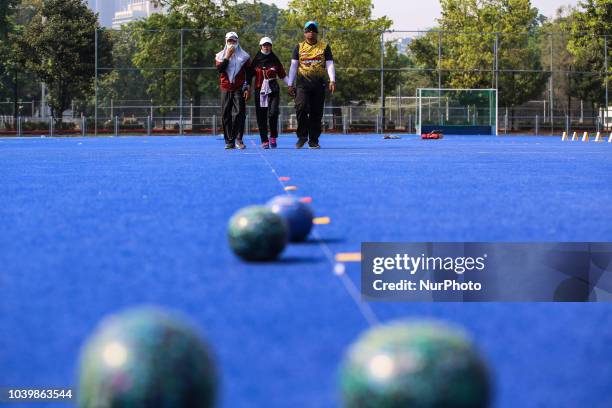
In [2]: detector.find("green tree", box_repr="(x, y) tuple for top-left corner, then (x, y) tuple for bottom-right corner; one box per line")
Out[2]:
(0, 0), (18, 38)
(410, 0), (548, 125)
(0, 0), (19, 116)
(130, 0), (255, 129)
(16, 0), (112, 123)
(248, 2), (280, 33)
(130, 15), (182, 129)
(408, 31), (441, 87)
(565, 0), (612, 121)
(1, 0), (47, 120)
(383, 41), (410, 97)
(541, 6), (578, 117)
(97, 24), (149, 122)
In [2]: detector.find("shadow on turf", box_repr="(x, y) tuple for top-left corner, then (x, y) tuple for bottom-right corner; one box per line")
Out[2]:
(300, 237), (345, 245)
(257, 147), (400, 150)
(275, 256), (324, 264)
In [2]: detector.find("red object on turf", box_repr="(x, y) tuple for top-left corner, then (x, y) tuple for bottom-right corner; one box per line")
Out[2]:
(421, 130), (444, 140)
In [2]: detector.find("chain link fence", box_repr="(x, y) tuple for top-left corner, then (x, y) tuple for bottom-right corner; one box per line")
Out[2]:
(1, 28), (610, 136)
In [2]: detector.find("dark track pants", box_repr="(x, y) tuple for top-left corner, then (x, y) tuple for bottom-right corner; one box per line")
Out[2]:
(254, 89), (280, 143)
(221, 90), (246, 144)
(295, 83), (326, 144)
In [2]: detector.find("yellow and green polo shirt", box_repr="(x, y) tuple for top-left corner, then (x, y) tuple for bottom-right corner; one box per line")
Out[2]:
(292, 40), (334, 86)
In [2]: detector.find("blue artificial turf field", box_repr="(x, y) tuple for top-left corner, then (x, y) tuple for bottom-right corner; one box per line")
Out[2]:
(1, 134), (612, 407)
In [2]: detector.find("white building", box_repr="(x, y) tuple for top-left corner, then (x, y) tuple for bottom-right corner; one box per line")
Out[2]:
(395, 37), (412, 55)
(112, 0), (164, 29)
(87, 0), (115, 27)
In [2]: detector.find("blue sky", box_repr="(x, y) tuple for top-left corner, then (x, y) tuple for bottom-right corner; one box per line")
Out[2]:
(261, 0), (580, 30)
(92, 0), (581, 30)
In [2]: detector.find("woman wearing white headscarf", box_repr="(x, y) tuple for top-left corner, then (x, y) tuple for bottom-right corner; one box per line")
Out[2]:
(215, 32), (251, 149)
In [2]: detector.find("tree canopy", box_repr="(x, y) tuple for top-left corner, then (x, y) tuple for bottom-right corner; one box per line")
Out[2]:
(410, 0), (548, 109)
(4, 0), (611, 122)
(15, 0), (111, 120)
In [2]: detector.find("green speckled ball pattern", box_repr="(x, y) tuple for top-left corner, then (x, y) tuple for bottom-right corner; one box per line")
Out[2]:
(78, 308), (217, 408)
(228, 206), (288, 261)
(340, 321), (491, 408)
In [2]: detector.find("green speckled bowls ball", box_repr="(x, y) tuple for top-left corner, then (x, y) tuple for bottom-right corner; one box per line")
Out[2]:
(228, 206), (288, 261)
(340, 320), (491, 408)
(78, 307), (217, 408)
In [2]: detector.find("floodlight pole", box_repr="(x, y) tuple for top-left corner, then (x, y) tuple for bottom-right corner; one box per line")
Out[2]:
(380, 32), (385, 134)
(605, 35), (609, 130)
(549, 33), (554, 135)
(438, 31), (442, 90)
(94, 27), (98, 136)
(180, 29), (184, 136)
(491, 35), (495, 88)
(438, 32), (443, 125)
(398, 85), (401, 128)
(494, 34), (499, 92)
(495, 34), (499, 136)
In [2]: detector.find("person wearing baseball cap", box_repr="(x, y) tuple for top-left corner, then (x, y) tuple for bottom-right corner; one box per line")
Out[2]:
(248, 36), (287, 149)
(285, 21), (336, 149)
(215, 31), (252, 149)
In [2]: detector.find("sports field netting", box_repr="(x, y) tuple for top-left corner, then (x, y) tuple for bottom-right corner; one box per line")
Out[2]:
(417, 88), (498, 135)
(2, 29), (610, 136)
